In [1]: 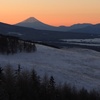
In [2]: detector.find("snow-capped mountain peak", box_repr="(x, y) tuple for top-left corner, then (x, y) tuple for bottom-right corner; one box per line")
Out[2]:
(23, 17), (39, 23)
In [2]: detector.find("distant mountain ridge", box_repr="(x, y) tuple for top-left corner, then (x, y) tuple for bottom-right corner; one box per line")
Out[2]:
(71, 24), (100, 34)
(0, 22), (99, 42)
(16, 17), (94, 32)
(16, 17), (58, 31)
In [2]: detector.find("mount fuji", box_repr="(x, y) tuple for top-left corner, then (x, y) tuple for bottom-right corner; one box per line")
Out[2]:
(15, 17), (92, 32)
(16, 17), (60, 31)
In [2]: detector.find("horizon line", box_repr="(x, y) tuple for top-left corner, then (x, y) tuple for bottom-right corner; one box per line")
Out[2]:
(0, 16), (100, 27)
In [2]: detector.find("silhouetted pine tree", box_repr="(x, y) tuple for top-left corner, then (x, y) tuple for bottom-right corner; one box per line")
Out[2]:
(89, 90), (100, 100)
(79, 87), (89, 100)
(48, 76), (56, 100)
(30, 69), (41, 100)
(0, 64), (100, 100)
(40, 73), (49, 100)
(4, 65), (16, 100)
(0, 67), (3, 80)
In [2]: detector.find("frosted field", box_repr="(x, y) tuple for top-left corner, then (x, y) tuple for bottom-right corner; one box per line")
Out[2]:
(0, 44), (100, 91)
(62, 38), (100, 47)
(62, 38), (100, 43)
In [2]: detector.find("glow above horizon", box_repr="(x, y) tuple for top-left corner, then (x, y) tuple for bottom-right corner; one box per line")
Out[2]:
(0, 0), (100, 26)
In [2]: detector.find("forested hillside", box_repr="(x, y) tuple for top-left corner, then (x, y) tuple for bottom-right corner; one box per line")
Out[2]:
(0, 65), (100, 100)
(0, 34), (36, 54)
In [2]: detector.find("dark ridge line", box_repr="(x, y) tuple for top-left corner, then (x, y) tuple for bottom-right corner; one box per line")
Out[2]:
(0, 34), (100, 52)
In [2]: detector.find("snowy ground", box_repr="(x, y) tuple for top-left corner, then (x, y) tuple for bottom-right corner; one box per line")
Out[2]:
(61, 38), (100, 46)
(62, 38), (100, 43)
(0, 44), (100, 91)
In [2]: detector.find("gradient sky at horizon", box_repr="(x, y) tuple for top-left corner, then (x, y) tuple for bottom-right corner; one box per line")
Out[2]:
(0, 0), (100, 26)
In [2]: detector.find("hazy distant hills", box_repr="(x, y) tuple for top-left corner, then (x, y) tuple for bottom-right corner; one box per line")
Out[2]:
(0, 22), (98, 42)
(16, 17), (94, 32)
(15, 17), (100, 34)
(70, 24), (100, 34)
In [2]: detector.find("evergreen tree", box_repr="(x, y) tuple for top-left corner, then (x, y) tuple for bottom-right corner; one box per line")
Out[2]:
(0, 35), (36, 54)
(0, 67), (3, 80)
(48, 76), (56, 100)
(30, 69), (41, 100)
(49, 76), (55, 90)
(4, 64), (16, 100)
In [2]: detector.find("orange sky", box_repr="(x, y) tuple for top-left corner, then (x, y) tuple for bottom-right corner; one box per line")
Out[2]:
(0, 0), (100, 26)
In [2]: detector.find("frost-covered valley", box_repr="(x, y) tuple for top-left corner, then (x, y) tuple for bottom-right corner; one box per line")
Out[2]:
(62, 38), (100, 46)
(0, 44), (100, 91)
